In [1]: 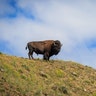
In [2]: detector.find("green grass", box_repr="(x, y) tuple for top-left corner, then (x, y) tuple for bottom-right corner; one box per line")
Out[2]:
(0, 53), (96, 96)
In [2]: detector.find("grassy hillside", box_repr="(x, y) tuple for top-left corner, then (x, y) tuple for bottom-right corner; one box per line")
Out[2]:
(0, 52), (96, 96)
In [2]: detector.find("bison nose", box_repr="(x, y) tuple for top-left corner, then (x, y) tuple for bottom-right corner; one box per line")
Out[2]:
(61, 44), (63, 47)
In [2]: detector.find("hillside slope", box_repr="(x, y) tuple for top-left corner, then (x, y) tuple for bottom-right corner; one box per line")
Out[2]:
(0, 53), (96, 96)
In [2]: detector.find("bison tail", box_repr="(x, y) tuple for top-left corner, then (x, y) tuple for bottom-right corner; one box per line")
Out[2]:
(25, 45), (27, 50)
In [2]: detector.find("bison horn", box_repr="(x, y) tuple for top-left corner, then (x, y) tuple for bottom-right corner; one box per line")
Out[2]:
(53, 42), (56, 46)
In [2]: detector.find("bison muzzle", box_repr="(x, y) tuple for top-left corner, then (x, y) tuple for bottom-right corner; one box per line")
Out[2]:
(26, 40), (62, 60)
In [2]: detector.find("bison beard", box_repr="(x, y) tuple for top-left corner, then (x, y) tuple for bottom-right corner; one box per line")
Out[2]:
(26, 40), (62, 60)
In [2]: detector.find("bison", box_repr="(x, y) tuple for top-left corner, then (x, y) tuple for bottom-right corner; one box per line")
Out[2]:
(26, 40), (62, 60)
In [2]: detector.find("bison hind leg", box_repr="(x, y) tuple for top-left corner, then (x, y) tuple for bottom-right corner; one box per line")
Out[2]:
(28, 50), (34, 59)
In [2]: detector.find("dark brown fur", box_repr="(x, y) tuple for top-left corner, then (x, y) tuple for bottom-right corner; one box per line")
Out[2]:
(26, 40), (62, 60)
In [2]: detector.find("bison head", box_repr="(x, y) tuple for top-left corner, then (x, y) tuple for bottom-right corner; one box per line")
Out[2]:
(50, 40), (62, 56)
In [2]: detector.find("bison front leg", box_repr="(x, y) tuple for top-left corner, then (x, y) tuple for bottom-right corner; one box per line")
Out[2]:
(43, 52), (49, 60)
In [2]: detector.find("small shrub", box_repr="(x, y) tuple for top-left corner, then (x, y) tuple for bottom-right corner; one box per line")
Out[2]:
(0, 52), (2, 54)
(18, 69), (23, 73)
(34, 90), (42, 96)
(21, 74), (26, 80)
(59, 86), (68, 94)
(93, 92), (96, 96)
(12, 61), (16, 67)
(22, 64), (30, 71)
(55, 69), (64, 77)
(0, 88), (5, 92)
(52, 85), (68, 95)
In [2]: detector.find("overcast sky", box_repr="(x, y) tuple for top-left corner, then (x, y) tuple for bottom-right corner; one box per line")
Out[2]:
(0, 0), (96, 69)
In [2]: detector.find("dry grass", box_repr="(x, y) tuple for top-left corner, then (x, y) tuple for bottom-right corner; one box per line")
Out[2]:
(0, 53), (96, 96)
